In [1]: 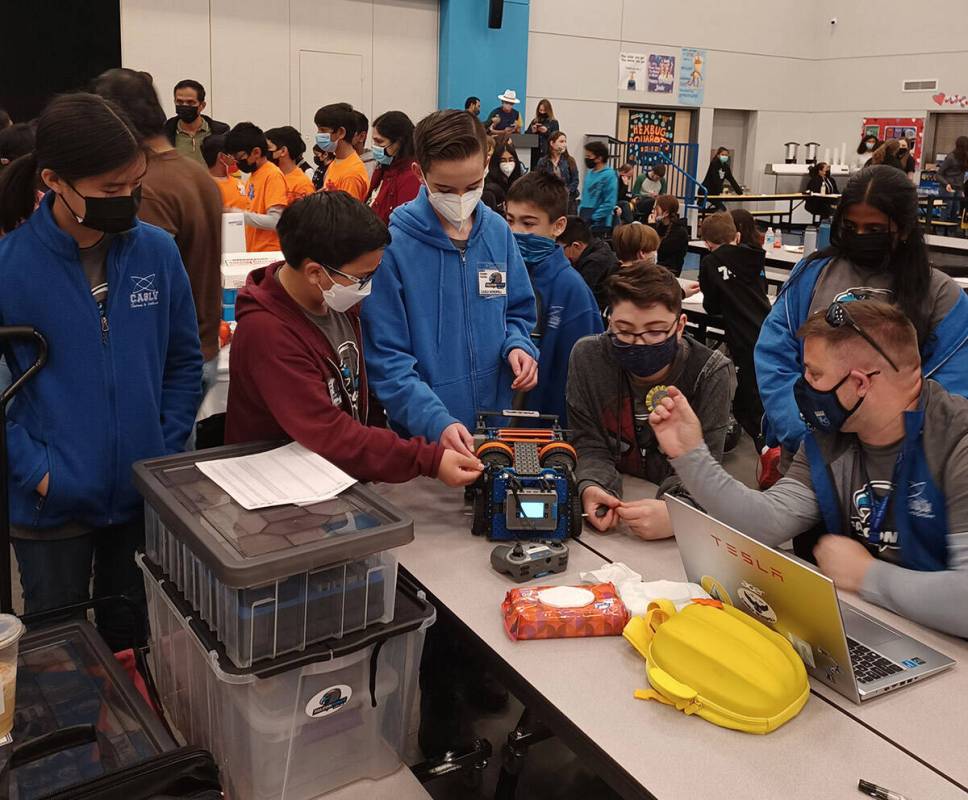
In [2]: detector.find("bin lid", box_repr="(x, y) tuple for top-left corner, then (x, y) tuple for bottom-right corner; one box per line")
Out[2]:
(0, 614), (25, 650)
(133, 443), (414, 587)
(142, 554), (434, 681)
(10, 620), (175, 799)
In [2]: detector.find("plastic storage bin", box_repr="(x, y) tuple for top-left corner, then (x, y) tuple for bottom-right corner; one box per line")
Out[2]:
(9, 620), (176, 800)
(134, 443), (414, 668)
(140, 554), (433, 800)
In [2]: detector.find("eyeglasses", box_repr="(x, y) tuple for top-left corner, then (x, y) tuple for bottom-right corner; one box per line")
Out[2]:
(824, 301), (899, 372)
(608, 319), (678, 346)
(326, 264), (375, 289)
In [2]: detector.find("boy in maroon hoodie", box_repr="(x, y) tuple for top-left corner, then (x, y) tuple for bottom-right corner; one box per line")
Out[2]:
(225, 191), (484, 486)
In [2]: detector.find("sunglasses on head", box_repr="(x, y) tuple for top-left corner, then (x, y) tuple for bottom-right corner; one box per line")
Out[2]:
(824, 301), (899, 372)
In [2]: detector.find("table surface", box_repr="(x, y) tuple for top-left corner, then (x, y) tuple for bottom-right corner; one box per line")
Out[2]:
(579, 477), (968, 795)
(688, 239), (803, 265)
(320, 766), (430, 799)
(705, 193), (841, 201)
(379, 478), (968, 800)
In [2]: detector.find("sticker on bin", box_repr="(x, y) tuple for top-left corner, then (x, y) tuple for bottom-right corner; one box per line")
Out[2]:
(306, 684), (353, 718)
(502, 582), (630, 641)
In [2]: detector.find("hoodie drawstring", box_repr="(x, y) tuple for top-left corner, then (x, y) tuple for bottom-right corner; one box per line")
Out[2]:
(437, 250), (445, 347)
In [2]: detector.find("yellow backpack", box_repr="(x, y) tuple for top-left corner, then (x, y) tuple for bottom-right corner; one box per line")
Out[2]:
(623, 598), (809, 734)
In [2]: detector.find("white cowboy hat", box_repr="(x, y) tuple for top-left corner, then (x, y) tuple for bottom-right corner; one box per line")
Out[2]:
(497, 89), (520, 104)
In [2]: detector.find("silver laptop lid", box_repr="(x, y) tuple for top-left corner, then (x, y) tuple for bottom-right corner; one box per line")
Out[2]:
(666, 497), (860, 702)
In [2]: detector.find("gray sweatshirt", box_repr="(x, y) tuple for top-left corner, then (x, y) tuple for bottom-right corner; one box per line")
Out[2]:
(668, 381), (968, 637)
(937, 153), (966, 193)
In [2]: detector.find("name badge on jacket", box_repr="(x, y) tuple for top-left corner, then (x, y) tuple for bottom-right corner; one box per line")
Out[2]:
(478, 266), (507, 297)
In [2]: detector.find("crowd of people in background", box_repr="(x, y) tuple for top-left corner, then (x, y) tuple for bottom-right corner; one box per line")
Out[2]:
(3, 76), (968, 764)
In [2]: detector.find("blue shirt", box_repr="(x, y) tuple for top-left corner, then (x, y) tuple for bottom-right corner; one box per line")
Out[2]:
(487, 106), (521, 132)
(579, 167), (619, 228)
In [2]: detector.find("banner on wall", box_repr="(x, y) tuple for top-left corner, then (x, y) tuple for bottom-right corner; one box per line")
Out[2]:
(619, 52), (648, 92)
(678, 48), (706, 106)
(861, 117), (924, 164)
(626, 109), (676, 166)
(647, 54), (676, 94)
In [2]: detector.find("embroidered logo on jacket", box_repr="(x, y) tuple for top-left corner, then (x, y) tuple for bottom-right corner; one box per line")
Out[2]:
(129, 275), (160, 308)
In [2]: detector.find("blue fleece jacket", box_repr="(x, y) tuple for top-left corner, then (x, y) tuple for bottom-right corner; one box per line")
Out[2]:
(0, 195), (202, 530)
(755, 255), (968, 453)
(525, 247), (603, 424)
(578, 167), (618, 229)
(361, 188), (538, 441)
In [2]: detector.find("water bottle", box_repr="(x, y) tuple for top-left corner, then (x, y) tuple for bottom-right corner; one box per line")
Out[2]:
(817, 221), (832, 250)
(803, 225), (818, 255)
(765, 227), (775, 249)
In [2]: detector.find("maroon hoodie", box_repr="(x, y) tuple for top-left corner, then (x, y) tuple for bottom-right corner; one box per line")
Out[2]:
(225, 262), (444, 482)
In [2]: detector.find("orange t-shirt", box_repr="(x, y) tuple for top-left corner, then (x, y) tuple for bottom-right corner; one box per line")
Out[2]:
(283, 167), (315, 206)
(323, 151), (369, 201)
(212, 175), (248, 210)
(244, 160), (288, 252)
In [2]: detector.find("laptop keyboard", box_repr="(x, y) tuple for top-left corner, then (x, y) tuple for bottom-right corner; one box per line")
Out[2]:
(847, 637), (905, 684)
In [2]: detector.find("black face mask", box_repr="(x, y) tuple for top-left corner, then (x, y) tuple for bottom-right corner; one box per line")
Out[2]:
(62, 184), (142, 234)
(175, 104), (200, 124)
(313, 154), (324, 168)
(235, 156), (256, 174)
(584, 157), (597, 169)
(840, 229), (893, 270)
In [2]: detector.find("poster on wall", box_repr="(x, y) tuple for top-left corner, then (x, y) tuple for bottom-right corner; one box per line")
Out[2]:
(678, 48), (706, 106)
(619, 52), (648, 92)
(861, 117), (924, 164)
(647, 54), (676, 94)
(626, 109), (676, 166)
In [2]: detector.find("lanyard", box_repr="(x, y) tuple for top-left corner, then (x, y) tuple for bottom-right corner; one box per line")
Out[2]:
(858, 445), (905, 545)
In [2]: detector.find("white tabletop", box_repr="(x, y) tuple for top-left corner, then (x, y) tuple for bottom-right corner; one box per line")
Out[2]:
(688, 239), (803, 266)
(925, 233), (968, 252)
(378, 478), (967, 799)
(581, 477), (968, 793)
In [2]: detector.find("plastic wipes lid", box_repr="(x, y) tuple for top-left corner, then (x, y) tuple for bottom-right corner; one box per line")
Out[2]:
(537, 586), (595, 609)
(0, 614), (25, 650)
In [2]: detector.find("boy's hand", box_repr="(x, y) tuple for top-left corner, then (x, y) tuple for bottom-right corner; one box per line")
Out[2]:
(647, 386), (703, 459)
(679, 279), (701, 297)
(36, 473), (49, 497)
(581, 486), (620, 532)
(437, 449), (484, 487)
(615, 499), (673, 540)
(440, 422), (475, 457)
(508, 349), (538, 391)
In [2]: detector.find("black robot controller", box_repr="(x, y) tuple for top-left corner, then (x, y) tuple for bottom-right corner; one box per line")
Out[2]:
(491, 541), (569, 583)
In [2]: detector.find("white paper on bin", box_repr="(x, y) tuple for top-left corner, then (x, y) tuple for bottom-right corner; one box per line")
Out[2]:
(196, 441), (357, 510)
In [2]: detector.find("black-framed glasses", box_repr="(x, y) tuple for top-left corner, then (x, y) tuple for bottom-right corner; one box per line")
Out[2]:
(326, 264), (375, 289)
(607, 319), (678, 347)
(825, 301), (899, 372)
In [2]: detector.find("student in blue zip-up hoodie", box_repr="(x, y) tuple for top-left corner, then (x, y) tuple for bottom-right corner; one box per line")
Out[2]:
(362, 110), (539, 456)
(756, 166), (968, 462)
(0, 94), (202, 651)
(578, 140), (618, 234)
(505, 172), (603, 423)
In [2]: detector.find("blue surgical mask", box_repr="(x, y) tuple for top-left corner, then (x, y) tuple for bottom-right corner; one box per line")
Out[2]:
(372, 144), (394, 166)
(316, 132), (338, 154)
(718, 155), (729, 164)
(793, 372), (866, 433)
(610, 333), (679, 378)
(513, 232), (559, 268)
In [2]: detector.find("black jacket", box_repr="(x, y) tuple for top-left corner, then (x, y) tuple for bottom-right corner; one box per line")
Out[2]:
(804, 174), (838, 216)
(702, 159), (743, 196)
(656, 217), (690, 275)
(575, 236), (619, 311)
(163, 114), (230, 147)
(698, 243), (770, 363)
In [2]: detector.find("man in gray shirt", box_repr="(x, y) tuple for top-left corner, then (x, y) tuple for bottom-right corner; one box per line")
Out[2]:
(650, 299), (968, 638)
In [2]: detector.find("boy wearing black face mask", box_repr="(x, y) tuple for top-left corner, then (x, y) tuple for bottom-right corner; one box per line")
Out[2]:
(163, 79), (229, 167)
(566, 263), (736, 541)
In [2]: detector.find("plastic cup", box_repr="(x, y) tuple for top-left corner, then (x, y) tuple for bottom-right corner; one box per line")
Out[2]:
(0, 614), (26, 738)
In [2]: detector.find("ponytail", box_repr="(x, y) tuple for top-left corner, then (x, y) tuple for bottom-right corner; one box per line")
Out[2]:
(0, 152), (40, 234)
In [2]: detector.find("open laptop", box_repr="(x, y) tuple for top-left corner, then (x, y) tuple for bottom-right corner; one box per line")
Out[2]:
(666, 497), (955, 703)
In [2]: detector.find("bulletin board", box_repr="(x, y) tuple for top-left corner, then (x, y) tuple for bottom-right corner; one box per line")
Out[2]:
(862, 117), (924, 165)
(626, 109), (676, 165)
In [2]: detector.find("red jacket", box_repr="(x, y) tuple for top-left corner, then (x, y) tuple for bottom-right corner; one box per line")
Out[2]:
(368, 157), (421, 224)
(225, 263), (444, 482)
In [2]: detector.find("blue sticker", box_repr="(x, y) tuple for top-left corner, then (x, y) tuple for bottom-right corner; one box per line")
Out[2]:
(901, 657), (926, 669)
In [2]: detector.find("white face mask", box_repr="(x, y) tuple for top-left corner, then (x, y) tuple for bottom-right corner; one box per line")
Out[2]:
(427, 187), (483, 232)
(318, 272), (372, 312)
(499, 161), (515, 177)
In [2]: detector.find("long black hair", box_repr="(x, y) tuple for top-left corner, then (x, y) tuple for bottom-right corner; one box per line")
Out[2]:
(0, 93), (141, 234)
(857, 134), (879, 155)
(806, 165), (931, 341)
(372, 111), (415, 162)
(487, 138), (524, 187)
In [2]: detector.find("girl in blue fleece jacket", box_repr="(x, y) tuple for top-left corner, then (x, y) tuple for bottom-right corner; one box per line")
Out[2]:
(362, 110), (538, 455)
(0, 94), (201, 650)
(755, 166), (968, 456)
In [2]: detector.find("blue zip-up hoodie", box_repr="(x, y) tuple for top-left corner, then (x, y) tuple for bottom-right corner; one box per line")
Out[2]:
(755, 255), (968, 453)
(524, 247), (603, 424)
(361, 188), (538, 441)
(0, 195), (202, 530)
(578, 167), (618, 229)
